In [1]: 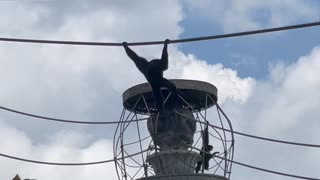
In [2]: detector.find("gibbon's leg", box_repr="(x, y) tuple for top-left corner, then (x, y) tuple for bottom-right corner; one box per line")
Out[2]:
(151, 85), (163, 112)
(160, 78), (176, 94)
(195, 161), (202, 173)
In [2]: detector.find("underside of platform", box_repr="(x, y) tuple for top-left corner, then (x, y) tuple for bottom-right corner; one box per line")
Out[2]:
(137, 174), (229, 180)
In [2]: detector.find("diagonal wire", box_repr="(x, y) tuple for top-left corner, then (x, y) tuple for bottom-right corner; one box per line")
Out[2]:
(192, 145), (320, 180)
(0, 105), (147, 124)
(213, 103), (320, 148)
(0, 149), (148, 166)
(217, 156), (320, 180)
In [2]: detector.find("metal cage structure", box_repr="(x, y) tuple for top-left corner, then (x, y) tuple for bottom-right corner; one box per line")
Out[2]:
(113, 80), (235, 180)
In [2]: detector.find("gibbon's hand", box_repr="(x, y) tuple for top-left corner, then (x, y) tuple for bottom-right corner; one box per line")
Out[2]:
(122, 41), (128, 47)
(164, 39), (170, 44)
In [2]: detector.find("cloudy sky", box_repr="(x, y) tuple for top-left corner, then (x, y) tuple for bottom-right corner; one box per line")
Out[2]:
(0, 0), (320, 179)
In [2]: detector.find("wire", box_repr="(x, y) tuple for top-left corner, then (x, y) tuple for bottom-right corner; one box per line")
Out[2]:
(215, 156), (320, 180)
(176, 107), (320, 149)
(0, 149), (148, 166)
(0, 105), (147, 124)
(214, 102), (320, 148)
(195, 119), (320, 148)
(0, 141), (318, 179)
(190, 145), (319, 180)
(235, 130), (320, 148)
(0, 21), (319, 46)
(2, 103), (320, 148)
(0, 152), (113, 166)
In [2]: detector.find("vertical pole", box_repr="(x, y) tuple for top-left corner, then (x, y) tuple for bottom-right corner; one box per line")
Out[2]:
(114, 108), (125, 180)
(136, 114), (148, 177)
(121, 131), (127, 180)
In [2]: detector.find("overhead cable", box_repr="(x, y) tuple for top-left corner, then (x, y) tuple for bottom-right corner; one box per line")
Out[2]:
(1, 104), (320, 148)
(195, 118), (320, 148)
(0, 105), (147, 124)
(0, 149), (148, 166)
(215, 156), (320, 180)
(0, 21), (319, 46)
(1, 149), (319, 180)
(235, 129), (320, 148)
(214, 103), (320, 148)
(191, 146), (320, 180)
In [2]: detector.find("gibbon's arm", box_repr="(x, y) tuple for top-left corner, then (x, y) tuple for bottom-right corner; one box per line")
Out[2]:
(160, 39), (170, 71)
(123, 42), (148, 73)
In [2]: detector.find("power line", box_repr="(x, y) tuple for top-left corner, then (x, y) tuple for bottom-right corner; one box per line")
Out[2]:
(215, 156), (320, 180)
(214, 102), (320, 148)
(191, 146), (319, 180)
(1, 104), (320, 148)
(236, 129), (320, 148)
(0, 149), (148, 166)
(196, 119), (320, 148)
(1, 149), (319, 180)
(0, 21), (319, 46)
(0, 105), (147, 124)
(175, 110), (320, 149)
(0, 152), (113, 166)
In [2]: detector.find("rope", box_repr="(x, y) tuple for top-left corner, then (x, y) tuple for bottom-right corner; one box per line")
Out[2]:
(0, 21), (319, 46)
(0, 105), (147, 124)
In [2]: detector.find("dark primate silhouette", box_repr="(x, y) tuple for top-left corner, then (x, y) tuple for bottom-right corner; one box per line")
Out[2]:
(195, 121), (216, 173)
(123, 39), (176, 111)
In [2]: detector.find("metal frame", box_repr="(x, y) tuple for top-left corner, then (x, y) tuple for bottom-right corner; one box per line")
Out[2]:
(113, 80), (234, 180)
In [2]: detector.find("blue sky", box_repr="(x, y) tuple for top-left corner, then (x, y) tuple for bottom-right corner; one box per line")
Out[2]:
(181, 26), (320, 78)
(0, 1), (320, 180)
(180, 0), (320, 78)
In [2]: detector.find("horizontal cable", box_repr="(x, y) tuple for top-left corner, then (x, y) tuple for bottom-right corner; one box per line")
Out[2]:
(234, 130), (320, 148)
(215, 156), (320, 180)
(178, 110), (320, 148)
(190, 145), (319, 180)
(0, 149), (148, 166)
(2, 104), (320, 148)
(0, 105), (147, 124)
(175, 111), (320, 149)
(196, 119), (320, 148)
(0, 143), (318, 179)
(216, 101), (320, 148)
(0, 21), (319, 46)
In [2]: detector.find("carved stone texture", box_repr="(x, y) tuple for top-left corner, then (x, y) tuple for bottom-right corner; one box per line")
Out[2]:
(147, 106), (196, 151)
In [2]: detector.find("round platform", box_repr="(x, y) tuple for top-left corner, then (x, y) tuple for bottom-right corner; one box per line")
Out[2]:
(122, 79), (218, 114)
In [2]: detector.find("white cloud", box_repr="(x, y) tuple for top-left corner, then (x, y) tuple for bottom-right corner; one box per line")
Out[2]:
(0, 120), (116, 180)
(9, 1), (320, 179)
(167, 50), (254, 103)
(4, 1), (319, 180)
(223, 47), (320, 179)
(0, 1), (253, 179)
(0, 1), (320, 177)
(252, 47), (320, 135)
(186, 0), (320, 32)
